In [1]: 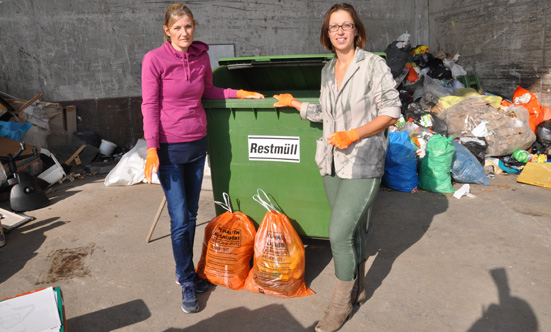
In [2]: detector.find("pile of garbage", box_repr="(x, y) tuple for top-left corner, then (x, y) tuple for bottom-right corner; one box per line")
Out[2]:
(0, 92), (126, 212)
(382, 33), (551, 193)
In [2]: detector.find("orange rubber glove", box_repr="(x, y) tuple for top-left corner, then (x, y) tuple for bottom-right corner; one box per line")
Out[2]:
(236, 89), (265, 99)
(144, 148), (159, 184)
(327, 129), (360, 149)
(273, 93), (297, 107)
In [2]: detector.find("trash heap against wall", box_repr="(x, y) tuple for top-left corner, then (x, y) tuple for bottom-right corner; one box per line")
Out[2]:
(382, 33), (551, 193)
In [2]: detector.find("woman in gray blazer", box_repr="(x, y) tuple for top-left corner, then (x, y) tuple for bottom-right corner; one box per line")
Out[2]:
(274, 3), (401, 332)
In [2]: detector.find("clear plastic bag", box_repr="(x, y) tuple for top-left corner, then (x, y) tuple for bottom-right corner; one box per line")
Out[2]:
(423, 75), (455, 99)
(438, 98), (536, 157)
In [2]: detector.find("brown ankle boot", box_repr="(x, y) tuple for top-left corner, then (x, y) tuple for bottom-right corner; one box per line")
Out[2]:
(315, 277), (355, 332)
(325, 261), (367, 314)
(352, 261), (367, 305)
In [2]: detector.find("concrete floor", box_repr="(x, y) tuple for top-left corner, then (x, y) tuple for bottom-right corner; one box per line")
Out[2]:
(0, 173), (550, 332)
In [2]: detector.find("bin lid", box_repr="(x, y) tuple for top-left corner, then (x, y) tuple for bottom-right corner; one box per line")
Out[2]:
(217, 54), (335, 70)
(217, 52), (386, 69)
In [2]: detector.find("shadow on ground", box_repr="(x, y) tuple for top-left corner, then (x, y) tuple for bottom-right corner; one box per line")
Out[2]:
(163, 304), (315, 332)
(467, 268), (538, 332)
(362, 189), (449, 305)
(0, 217), (66, 284)
(67, 299), (151, 332)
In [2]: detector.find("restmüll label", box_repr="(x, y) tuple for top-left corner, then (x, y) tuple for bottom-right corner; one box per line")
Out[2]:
(248, 135), (300, 163)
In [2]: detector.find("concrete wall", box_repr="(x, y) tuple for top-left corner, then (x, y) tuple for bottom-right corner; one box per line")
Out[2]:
(428, 0), (551, 105)
(2, 0), (550, 148)
(0, 1), (428, 148)
(0, 0), (427, 101)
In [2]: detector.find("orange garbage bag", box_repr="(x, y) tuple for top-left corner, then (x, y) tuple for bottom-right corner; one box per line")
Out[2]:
(405, 65), (420, 82)
(244, 190), (315, 298)
(543, 107), (551, 121)
(196, 193), (256, 290)
(512, 86), (543, 134)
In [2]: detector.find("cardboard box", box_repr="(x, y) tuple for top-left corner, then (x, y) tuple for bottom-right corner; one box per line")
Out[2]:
(0, 137), (38, 156)
(64, 105), (77, 134)
(44, 104), (65, 134)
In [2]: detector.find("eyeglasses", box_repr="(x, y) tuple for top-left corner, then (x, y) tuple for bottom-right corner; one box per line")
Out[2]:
(328, 22), (355, 32)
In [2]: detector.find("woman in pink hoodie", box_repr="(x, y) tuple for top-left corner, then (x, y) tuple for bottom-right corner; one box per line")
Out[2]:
(141, 3), (263, 314)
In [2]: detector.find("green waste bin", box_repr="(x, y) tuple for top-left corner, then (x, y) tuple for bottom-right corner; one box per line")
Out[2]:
(203, 53), (385, 238)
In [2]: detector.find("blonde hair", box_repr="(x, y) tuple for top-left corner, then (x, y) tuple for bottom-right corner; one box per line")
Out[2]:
(163, 3), (197, 41)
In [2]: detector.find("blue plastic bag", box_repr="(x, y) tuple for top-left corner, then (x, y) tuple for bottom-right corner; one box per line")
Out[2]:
(383, 131), (418, 192)
(451, 141), (490, 185)
(0, 121), (32, 141)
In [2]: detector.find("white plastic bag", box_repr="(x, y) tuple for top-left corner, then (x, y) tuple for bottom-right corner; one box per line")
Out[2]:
(443, 59), (467, 79)
(104, 139), (159, 186)
(0, 162), (7, 185)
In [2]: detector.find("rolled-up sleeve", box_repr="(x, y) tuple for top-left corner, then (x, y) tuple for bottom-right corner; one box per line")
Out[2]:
(300, 102), (323, 123)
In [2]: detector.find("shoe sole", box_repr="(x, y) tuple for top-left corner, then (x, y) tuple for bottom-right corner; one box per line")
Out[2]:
(181, 304), (199, 314)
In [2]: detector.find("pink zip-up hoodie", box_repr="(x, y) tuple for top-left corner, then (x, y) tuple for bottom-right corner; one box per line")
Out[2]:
(141, 40), (237, 149)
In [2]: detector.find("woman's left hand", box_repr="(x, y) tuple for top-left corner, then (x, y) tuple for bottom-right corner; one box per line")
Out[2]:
(237, 89), (265, 99)
(327, 129), (360, 149)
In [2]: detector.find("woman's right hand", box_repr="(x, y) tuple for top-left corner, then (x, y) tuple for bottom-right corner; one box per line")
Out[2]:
(237, 89), (265, 99)
(273, 93), (297, 107)
(144, 148), (159, 184)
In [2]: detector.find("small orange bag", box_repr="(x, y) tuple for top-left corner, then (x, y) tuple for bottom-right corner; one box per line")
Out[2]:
(244, 190), (315, 298)
(196, 193), (256, 290)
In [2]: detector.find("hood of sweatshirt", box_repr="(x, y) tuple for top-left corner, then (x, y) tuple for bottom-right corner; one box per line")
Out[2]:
(163, 40), (209, 81)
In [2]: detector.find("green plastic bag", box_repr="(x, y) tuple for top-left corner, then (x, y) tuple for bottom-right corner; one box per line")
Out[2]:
(419, 134), (456, 193)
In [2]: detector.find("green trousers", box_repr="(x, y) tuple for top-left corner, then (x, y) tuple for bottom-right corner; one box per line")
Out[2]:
(323, 175), (381, 281)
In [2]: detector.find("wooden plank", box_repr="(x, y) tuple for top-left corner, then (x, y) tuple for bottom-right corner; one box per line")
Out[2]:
(6, 98), (60, 107)
(64, 145), (86, 166)
(15, 92), (44, 113)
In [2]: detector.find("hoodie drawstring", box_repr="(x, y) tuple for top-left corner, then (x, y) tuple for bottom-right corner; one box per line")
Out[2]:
(182, 53), (191, 82)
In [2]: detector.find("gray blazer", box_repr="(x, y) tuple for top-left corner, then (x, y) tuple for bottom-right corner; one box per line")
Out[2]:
(300, 48), (401, 179)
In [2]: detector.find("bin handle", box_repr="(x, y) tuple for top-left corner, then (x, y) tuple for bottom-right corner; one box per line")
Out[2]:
(252, 188), (279, 213)
(214, 192), (233, 213)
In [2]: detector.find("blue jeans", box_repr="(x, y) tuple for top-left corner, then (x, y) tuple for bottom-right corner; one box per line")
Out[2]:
(157, 138), (207, 285)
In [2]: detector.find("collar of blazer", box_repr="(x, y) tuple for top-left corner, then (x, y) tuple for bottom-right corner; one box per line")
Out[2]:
(326, 48), (366, 116)
(329, 48), (365, 96)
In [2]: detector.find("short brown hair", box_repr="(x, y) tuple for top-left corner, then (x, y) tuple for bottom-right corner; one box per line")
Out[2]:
(320, 3), (367, 52)
(164, 3), (197, 41)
